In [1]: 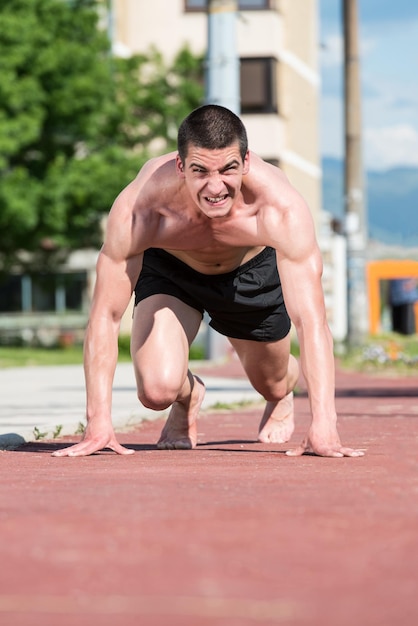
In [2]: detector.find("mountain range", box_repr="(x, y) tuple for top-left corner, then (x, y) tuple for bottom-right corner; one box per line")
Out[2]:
(321, 157), (418, 247)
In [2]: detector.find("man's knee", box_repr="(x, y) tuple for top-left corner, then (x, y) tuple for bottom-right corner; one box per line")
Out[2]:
(252, 355), (299, 401)
(137, 384), (177, 411)
(136, 372), (184, 410)
(255, 378), (290, 402)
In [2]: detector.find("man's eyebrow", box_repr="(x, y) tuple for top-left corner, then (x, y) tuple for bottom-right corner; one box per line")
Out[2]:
(221, 159), (240, 170)
(188, 161), (208, 170)
(188, 159), (241, 171)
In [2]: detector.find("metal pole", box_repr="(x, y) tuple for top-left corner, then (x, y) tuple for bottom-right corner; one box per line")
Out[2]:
(343, 0), (368, 345)
(205, 0), (240, 114)
(204, 0), (240, 360)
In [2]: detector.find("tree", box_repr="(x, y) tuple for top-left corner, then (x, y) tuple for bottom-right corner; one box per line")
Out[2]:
(0, 0), (204, 272)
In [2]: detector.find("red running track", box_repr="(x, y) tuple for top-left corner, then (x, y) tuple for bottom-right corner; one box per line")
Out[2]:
(0, 364), (417, 626)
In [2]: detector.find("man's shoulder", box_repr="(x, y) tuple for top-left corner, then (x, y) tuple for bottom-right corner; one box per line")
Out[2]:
(248, 152), (288, 184)
(246, 154), (296, 205)
(142, 151), (178, 174)
(120, 152), (178, 206)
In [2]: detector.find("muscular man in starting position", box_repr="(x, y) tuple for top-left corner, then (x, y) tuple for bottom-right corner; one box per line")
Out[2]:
(53, 104), (363, 459)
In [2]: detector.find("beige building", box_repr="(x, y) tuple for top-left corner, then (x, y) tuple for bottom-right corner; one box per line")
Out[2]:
(0, 1), (348, 345)
(110, 0), (322, 227)
(109, 1), (350, 341)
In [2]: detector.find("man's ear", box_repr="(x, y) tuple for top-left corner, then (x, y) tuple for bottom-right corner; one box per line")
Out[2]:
(242, 150), (250, 175)
(176, 154), (185, 178)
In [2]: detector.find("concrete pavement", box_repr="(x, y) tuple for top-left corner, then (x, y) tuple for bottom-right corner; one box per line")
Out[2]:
(0, 360), (263, 448)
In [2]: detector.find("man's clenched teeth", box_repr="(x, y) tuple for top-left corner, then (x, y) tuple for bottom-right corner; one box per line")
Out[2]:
(206, 195), (228, 203)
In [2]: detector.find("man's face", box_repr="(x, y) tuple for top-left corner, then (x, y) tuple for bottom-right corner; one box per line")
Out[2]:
(176, 143), (250, 218)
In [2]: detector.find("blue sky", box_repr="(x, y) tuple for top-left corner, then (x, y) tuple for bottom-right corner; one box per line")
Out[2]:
(319, 0), (418, 170)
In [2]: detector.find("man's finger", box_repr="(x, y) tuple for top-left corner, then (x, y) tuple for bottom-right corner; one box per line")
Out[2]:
(285, 444), (365, 458)
(108, 442), (135, 455)
(52, 438), (106, 457)
(52, 443), (99, 457)
(52, 440), (134, 457)
(317, 446), (364, 458)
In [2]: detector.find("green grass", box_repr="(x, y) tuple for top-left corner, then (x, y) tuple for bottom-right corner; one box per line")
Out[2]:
(0, 336), (205, 368)
(335, 333), (418, 375)
(0, 345), (85, 368)
(1, 333), (416, 373)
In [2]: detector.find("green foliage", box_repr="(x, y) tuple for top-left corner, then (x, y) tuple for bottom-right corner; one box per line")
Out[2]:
(53, 424), (63, 439)
(33, 426), (48, 440)
(121, 46), (205, 150)
(75, 421), (86, 435)
(0, 0), (204, 272)
(117, 334), (131, 358)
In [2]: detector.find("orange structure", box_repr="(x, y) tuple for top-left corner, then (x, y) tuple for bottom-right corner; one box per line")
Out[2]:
(367, 259), (418, 335)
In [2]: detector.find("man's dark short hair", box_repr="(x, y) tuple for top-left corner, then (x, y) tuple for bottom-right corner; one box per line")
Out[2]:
(177, 104), (248, 163)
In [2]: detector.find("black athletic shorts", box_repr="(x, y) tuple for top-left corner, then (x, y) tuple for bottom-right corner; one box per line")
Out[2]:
(134, 246), (291, 342)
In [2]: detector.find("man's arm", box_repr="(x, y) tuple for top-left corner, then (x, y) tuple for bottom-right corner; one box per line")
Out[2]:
(53, 185), (144, 457)
(52, 249), (142, 457)
(265, 183), (364, 457)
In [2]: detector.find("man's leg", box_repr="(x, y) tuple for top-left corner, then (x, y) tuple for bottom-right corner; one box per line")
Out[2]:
(131, 294), (205, 449)
(228, 334), (299, 443)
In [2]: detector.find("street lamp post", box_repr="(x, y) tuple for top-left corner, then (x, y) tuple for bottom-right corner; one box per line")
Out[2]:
(205, 0), (240, 359)
(343, 0), (369, 345)
(205, 0), (240, 114)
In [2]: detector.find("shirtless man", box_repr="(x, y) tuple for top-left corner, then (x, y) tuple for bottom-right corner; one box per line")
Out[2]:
(53, 104), (364, 459)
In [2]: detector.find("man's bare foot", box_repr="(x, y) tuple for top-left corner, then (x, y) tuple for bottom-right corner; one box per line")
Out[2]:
(258, 392), (294, 444)
(157, 375), (205, 450)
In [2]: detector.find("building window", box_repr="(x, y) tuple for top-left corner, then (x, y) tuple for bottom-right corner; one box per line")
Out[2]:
(0, 275), (22, 312)
(32, 274), (56, 312)
(0, 272), (87, 313)
(185, 0), (206, 9)
(63, 273), (86, 311)
(238, 0), (272, 7)
(185, 1), (272, 11)
(240, 57), (277, 114)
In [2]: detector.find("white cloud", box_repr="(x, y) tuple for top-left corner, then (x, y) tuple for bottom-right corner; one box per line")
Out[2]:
(360, 35), (377, 60)
(320, 97), (343, 158)
(320, 34), (342, 67)
(320, 27), (418, 170)
(364, 125), (418, 170)
(320, 32), (376, 69)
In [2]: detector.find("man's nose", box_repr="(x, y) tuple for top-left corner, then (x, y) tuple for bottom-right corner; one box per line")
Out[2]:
(206, 171), (224, 192)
